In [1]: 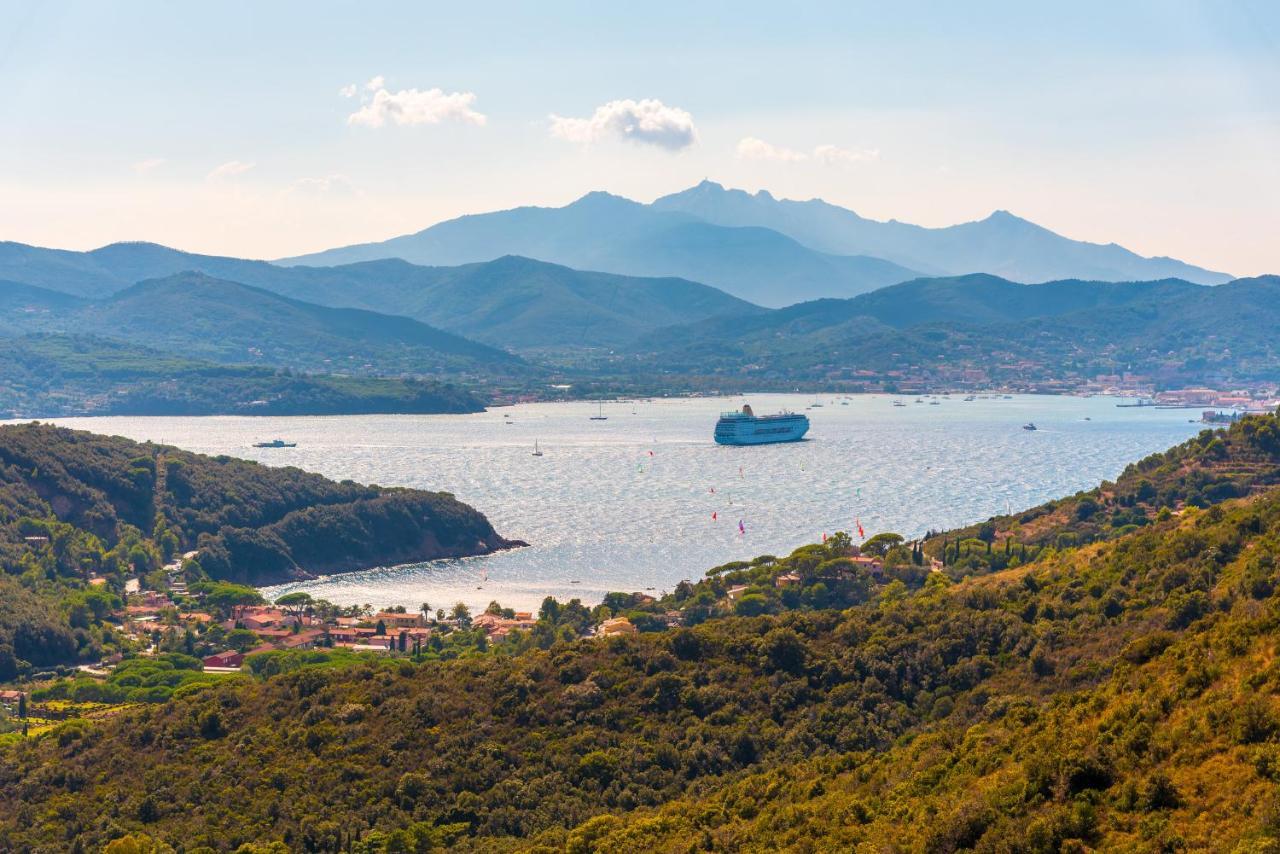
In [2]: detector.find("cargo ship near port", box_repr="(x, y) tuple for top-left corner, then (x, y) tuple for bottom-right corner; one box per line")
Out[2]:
(714, 404), (810, 445)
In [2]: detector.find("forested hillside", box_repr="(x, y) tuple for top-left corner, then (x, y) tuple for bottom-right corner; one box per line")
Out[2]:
(0, 423), (515, 584)
(0, 242), (763, 350)
(3, 417), (1280, 850)
(632, 274), (1280, 386)
(0, 335), (488, 417)
(0, 424), (515, 676)
(926, 407), (1280, 574)
(61, 273), (526, 378)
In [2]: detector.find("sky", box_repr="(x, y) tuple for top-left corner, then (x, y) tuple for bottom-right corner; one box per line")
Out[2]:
(1, 0), (1277, 275)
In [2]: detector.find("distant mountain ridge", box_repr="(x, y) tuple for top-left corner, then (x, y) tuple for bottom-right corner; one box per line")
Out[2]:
(278, 191), (922, 306)
(0, 243), (763, 349)
(280, 181), (1230, 299)
(633, 273), (1280, 385)
(8, 271), (528, 377)
(652, 181), (1231, 285)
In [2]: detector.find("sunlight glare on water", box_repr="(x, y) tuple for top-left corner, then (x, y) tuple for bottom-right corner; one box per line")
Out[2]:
(46, 394), (1204, 612)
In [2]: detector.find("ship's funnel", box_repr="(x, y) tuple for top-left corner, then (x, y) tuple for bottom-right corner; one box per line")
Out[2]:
(742, 404), (754, 416)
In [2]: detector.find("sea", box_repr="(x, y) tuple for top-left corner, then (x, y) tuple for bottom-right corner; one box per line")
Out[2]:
(43, 394), (1205, 612)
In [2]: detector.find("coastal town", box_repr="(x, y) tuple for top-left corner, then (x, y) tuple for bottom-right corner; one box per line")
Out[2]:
(0, 536), (898, 736)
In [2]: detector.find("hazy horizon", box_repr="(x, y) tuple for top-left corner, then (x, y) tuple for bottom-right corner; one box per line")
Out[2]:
(2, 1), (1278, 274)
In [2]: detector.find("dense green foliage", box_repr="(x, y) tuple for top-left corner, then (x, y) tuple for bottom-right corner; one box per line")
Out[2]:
(0, 422), (513, 582)
(0, 335), (488, 417)
(5, 422), (1280, 849)
(33, 652), (231, 705)
(0, 423), (514, 676)
(0, 574), (80, 679)
(928, 409), (1280, 574)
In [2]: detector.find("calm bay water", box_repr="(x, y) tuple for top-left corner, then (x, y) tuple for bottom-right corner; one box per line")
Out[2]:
(45, 394), (1202, 612)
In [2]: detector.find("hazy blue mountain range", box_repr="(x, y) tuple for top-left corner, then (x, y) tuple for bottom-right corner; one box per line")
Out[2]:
(280, 181), (1230, 300)
(0, 243), (761, 349)
(278, 191), (922, 306)
(0, 240), (306, 300)
(650, 181), (1232, 285)
(11, 272), (528, 377)
(231, 253), (762, 350)
(633, 274), (1279, 382)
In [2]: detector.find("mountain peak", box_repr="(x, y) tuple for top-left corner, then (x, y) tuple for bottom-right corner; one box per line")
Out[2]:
(572, 190), (633, 206)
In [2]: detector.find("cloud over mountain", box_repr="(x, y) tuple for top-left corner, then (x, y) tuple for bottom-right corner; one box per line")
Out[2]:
(813, 143), (878, 165)
(550, 98), (696, 150)
(736, 137), (807, 162)
(736, 138), (878, 165)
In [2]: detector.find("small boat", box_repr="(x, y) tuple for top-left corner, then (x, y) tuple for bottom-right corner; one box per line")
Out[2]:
(893, 401), (907, 407)
(929, 400), (940, 406)
(532, 440), (543, 457)
(1023, 423), (1038, 431)
(589, 401), (608, 421)
(253, 439), (296, 448)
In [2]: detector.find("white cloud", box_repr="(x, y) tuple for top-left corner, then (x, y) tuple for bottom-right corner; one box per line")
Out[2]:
(338, 83), (357, 98)
(549, 98), (696, 150)
(734, 138), (880, 166)
(206, 160), (256, 181)
(287, 174), (358, 197)
(736, 137), (806, 162)
(346, 80), (486, 128)
(813, 143), (880, 165)
(132, 158), (166, 174)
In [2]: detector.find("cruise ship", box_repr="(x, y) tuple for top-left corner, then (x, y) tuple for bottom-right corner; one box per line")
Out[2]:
(714, 404), (810, 445)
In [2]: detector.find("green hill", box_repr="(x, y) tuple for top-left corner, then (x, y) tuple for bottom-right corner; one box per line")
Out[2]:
(0, 278), (86, 335)
(342, 255), (764, 351)
(63, 272), (527, 377)
(267, 255), (763, 351)
(0, 334), (488, 417)
(634, 274), (1280, 385)
(0, 242), (762, 351)
(923, 407), (1280, 573)
(4, 418), (1280, 849)
(0, 422), (516, 588)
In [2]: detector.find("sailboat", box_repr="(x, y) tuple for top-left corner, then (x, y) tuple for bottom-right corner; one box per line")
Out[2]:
(532, 440), (543, 457)
(590, 401), (608, 421)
